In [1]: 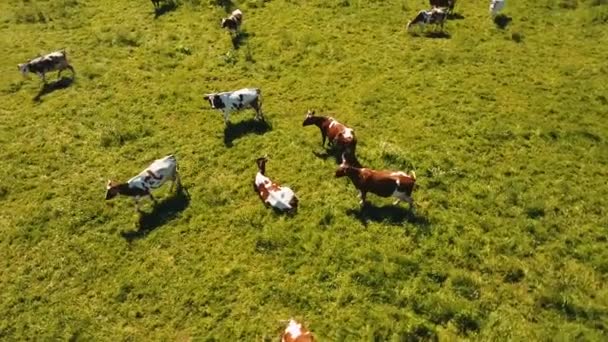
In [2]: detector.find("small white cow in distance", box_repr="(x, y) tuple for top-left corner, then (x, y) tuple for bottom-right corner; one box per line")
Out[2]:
(407, 7), (448, 31)
(106, 155), (181, 211)
(490, 0), (506, 16)
(281, 319), (315, 342)
(254, 156), (298, 214)
(18, 50), (75, 83)
(221, 9), (243, 32)
(204, 88), (263, 125)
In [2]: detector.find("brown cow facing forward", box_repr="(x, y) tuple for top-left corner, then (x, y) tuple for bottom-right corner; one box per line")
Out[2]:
(335, 154), (416, 208)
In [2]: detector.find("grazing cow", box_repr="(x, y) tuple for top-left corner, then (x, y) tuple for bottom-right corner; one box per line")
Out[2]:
(18, 50), (74, 83)
(281, 319), (315, 342)
(430, 0), (456, 14)
(221, 9), (243, 32)
(335, 154), (416, 208)
(105, 155), (181, 211)
(407, 7), (448, 31)
(489, 0), (506, 16)
(254, 156), (298, 214)
(302, 109), (357, 157)
(204, 88), (263, 125)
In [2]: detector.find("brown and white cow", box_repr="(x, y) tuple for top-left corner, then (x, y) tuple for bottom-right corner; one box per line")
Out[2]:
(18, 50), (74, 83)
(335, 154), (416, 208)
(281, 319), (315, 342)
(221, 9), (243, 32)
(105, 155), (181, 211)
(254, 156), (298, 214)
(302, 109), (357, 157)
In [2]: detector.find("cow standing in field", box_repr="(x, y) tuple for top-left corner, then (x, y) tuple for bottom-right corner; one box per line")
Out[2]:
(335, 154), (416, 208)
(254, 156), (298, 214)
(18, 50), (75, 83)
(302, 109), (357, 158)
(204, 88), (263, 125)
(105, 155), (181, 211)
(407, 7), (449, 32)
(281, 319), (315, 342)
(221, 9), (243, 32)
(430, 0), (456, 14)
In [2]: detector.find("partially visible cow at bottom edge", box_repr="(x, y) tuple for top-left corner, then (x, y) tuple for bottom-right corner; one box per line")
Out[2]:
(407, 7), (449, 32)
(18, 50), (75, 83)
(281, 319), (315, 342)
(204, 88), (264, 125)
(105, 155), (181, 211)
(151, 0), (175, 10)
(254, 156), (298, 215)
(335, 154), (416, 209)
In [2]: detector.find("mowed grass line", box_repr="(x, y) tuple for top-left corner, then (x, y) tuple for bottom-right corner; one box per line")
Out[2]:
(1, 0), (607, 340)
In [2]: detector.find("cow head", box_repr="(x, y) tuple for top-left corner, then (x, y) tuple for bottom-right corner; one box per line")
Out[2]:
(203, 94), (225, 109)
(17, 63), (29, 76)
(255, 156), (268, 175)
(105, 180), (120, 200)
(302, 109), (316, 126)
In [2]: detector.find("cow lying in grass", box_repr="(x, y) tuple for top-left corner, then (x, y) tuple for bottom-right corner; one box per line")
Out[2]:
(204, 88), (263, 125)
(335, 154), (416, 208)
(18, 50), (75, 83)
(302, 109), (357, 157)
(254, 156), (298, 214)
(106, 155), (181, 211)
(281, 319), (315, 342)
(221, 9), (243, 32)
(407, 7), (449, 32)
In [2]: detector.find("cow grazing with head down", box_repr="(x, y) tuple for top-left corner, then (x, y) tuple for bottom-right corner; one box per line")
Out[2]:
(281, 319), (315, 342)
(221, 9), (243, 32)
(204, 88), (263, 125)
(335, 154), (416, 208)
(407, 7), (448, 31)
(254, 156), (298, 214)
(302, 109), (357, 157)
(430, 0), (456, 14)
(105, 155), (181, 211)
(18, 50), (74, 83)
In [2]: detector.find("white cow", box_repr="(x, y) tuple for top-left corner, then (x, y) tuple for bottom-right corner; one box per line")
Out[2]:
(204, 88), (263, 125)
(254, 156), (298, 214)
(106, 155), (181, 210)
(490, 0), (506, 16)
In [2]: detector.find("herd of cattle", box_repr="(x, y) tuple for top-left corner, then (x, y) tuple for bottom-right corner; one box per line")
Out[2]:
(15, 0), (512, 339)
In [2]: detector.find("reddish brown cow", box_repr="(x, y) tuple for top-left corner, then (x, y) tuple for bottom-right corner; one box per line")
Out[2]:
(281, 320), (315, 342)
(335, 155), (416, 208)
(302, 109), (357, 157)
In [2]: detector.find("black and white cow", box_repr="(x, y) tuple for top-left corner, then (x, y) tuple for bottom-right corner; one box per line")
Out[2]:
(204, 88), (263, 125)
(18, 50), (75, 83)
(407, 7), (449, 31)
(221, 9), (243, 32)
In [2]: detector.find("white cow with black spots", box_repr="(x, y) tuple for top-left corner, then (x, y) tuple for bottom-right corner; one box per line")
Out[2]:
(105, 155), (181, 211)
(204, 88), (263, 125)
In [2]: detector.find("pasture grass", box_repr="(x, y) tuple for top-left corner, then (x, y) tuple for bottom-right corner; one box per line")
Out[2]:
(1, 0), (607, 340)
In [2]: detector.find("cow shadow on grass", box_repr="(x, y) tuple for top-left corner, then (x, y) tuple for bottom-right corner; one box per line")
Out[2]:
(494, 14), (513, 29)
(231, 31), (250, 50)
(121, 187), (190, 242)
(346, 202), (429, 228)
(154, 1), (178, 18)
(33, 76), (74, 102)
(313, 148), (362, 167)
(424, 31), (451, 39)
(448, 12), (465, 20)
(223, 118), (272, 147)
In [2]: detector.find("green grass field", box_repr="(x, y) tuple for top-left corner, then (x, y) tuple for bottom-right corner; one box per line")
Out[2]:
(1, 0), (607, 340)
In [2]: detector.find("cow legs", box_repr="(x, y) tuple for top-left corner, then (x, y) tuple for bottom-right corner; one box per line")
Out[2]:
(358, 191), (367, 207)
(149, 193), (158, 206)
(321, 133), (327, 147)
(38, 72), (46, 83)
(251, 99), (263, 121)
(223, 110), (230, 126)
